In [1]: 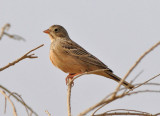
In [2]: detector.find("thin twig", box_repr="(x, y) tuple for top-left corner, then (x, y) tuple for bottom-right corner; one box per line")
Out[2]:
(105, 108), (152, 114)
(94, 108), (153, 116)
(9, 92), (30, 116)
(130, 70), (144, 85)
(0, 44), (44, 71)
(67, 69), (108, 116)
(112, 41), (160, 97)
(67, 79), (72, 116)
(79, 73), (160, 116)
(0, 23), (10, 40)
(127, 90), (160, 96)
(91, 73), (160, 116)
(92, 90), (160, 116)
(90, 41), (160, 115)
(132, 73), (160, 91)
(91, 103), (106, 116)
(0, 90), (17, 116)
(122, 70), (144, 95)
(68, 42), (160, 116)
(0, 85), (38, 116)
(0, 23), (25, 41)
(94, 112), (152, 116)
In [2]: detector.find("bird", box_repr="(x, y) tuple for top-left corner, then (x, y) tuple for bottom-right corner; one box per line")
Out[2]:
(43, 25), (134, 89)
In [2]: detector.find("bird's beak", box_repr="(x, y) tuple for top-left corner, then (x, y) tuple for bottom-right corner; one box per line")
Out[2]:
(43, 29), (50, 34)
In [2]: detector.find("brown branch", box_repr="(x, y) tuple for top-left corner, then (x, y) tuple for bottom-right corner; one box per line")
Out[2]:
(94, 108), (153, 116)
(0, 90), (17, 116)
(8, 92), (30, 116)
(67, 42), (160, 116)
(0, 44), (44, 71)
(67, 69), (108, 116)
(0, 23), (25, 41)
(91, 74), (160, 116)
(78, 41), (160, 115)
(132, 73), (160, 90)
(130, 70), (144, 85)
(127, 90), (160, 96)
(112, 41), (160, 97)
(67, 79), (72, 116)
(94, 112), (153, 116)
(0, 23), (10, 40)
(105, 108), (152, 114)
(0, 85), (38, 116)
(79, 94), (124, 116)
(91, 89), (160, 116)
(79, 74), (160, 116)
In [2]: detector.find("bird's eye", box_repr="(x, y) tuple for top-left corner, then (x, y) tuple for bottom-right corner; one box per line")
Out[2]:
(54, 28), (59, 32)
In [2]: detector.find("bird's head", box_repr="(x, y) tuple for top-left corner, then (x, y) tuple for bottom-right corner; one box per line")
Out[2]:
(43, 25), (69, 41)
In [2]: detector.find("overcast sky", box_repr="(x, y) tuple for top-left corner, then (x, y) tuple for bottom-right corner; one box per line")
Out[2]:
(0, 0), (160, 116)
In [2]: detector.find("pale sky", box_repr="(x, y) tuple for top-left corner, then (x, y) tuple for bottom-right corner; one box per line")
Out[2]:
(0, 0), (160, 116)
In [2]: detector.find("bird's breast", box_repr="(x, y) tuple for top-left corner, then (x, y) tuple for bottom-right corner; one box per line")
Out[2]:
(49, 48), (87, 74)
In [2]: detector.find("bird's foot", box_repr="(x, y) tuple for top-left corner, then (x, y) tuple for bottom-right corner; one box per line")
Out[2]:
(65, 73), (75, 86)
(65, 73), (81, 86)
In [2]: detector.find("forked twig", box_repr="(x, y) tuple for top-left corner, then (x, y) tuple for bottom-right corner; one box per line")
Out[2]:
(67, 69), (107, 116)
(112, 41), (160, 97)
(0, 44), (44, 71)
(0, 90), (17, 116)
(8, 92), (30, 116)
(0, 23), (10, 40)
(0, 85), (38, 116)
(70, 41), (160, 116)
(0, 23), (25, 41)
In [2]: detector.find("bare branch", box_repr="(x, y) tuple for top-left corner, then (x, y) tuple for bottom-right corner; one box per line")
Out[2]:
(112, 41), (160, 97)
(103, 108), (152, 115)
(133, 73), (160, 90)
(8, 92), (30, 116)
(0, 85), (38, 116)
(94, 112), (153, 116)
(0, 23), (25, 41)
(91, 73), (160, 116)
(67, 42), (160, 116)
(0, 90), (17, 116)
(67, 79), (72, 116)
(94, 109), (155, 116)
(130, 70), (144, 85)
(67, 69), (108, 116)
(91, 89), (160, 116)
(0, 23), (10, 40)
(79, 75), (160, 116)
(0, 44), (44, 71)
(127, 90), (160, 96)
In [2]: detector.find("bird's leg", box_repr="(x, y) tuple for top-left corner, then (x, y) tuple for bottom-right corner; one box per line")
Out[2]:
(65, 73), (80, 85)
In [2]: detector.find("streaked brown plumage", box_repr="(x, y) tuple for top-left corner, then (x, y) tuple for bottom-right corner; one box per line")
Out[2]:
(44, 25), (134, 89)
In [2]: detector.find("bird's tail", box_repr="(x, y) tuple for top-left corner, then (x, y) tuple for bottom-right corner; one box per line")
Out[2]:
(94, 70), (134, 89)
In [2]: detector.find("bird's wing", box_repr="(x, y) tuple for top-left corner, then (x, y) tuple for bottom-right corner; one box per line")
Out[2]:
(61, 40), (112, 72)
